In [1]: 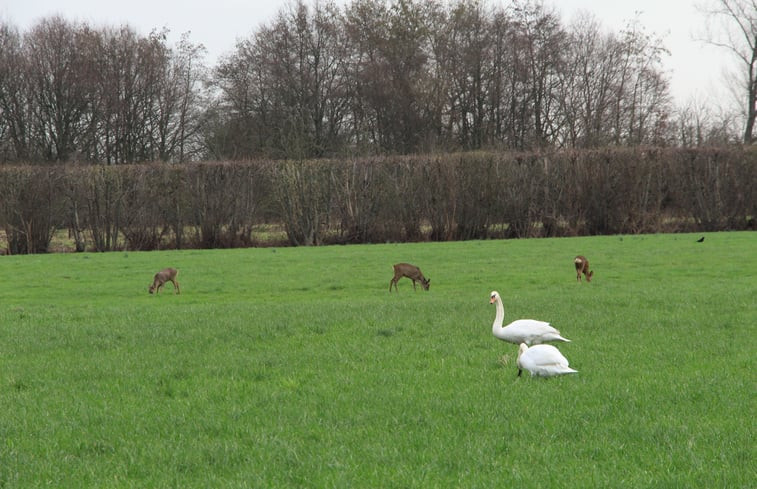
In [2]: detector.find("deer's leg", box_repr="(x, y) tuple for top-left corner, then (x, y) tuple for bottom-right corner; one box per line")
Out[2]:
(171, 279), (180, 294)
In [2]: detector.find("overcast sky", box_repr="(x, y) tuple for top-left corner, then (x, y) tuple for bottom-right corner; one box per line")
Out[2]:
(1, 0), (737, 109)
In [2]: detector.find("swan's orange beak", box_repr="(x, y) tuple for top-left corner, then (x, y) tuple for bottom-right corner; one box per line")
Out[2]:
(489, 296), (496, 304)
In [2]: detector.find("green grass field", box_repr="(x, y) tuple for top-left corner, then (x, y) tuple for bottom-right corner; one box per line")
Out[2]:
(0, 232), (754, 488)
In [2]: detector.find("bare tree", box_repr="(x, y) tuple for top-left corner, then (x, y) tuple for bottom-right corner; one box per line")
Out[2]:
(22, 17), (92, 162)
(512, 1), (565, 148)
(674, 97), (741, 146)
(210, 0), (348, 159)
(442, 0), (495, 150)
(343, 0), (432, 153)
(699, 0), (757, 143)
(556, 13), (610, 148)
(208, 37), (270, 159)
(152, 33), (207, 162)
(0, 21), (32, 162)
(608, 19), (671, 145)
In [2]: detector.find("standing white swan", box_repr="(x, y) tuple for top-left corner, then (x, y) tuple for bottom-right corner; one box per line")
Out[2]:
(517, 343), (578, 377)
(489, 291), (571, 345)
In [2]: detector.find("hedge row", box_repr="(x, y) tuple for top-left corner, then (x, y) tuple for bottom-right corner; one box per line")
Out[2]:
(1, 148), (754, 253)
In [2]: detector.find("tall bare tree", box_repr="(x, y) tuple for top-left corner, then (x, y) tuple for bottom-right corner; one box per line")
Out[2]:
(152, 33), (207, 162)
(557, 13), (616, 147)
(700, 0), (757, 143)
(23, 17), (91, 162)
(0, 21), (32, 161)
(442, 0), (494, 150)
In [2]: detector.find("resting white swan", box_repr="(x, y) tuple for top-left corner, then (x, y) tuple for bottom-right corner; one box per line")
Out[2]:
(517, 343), (578, 377)
(489, 291), (570, 345)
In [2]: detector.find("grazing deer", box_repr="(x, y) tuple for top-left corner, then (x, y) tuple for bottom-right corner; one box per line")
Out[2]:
(389, 263), (430, 292)
(574, 256), (593, 283)
(149, 268), (180, 294)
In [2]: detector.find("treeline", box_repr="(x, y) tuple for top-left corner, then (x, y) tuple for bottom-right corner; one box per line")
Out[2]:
(0, 0), (740, 165)
(1, 148), (754, 254)
(0, 19), (205, 164)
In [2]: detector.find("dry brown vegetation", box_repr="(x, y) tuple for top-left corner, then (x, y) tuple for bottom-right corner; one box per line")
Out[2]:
(0, 147), (754, 253)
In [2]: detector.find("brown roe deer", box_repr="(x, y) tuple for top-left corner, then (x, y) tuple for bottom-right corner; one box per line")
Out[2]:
(389, 263), (430, 292)
(574, 256), (593, 282)
(149, 268), (180, 294)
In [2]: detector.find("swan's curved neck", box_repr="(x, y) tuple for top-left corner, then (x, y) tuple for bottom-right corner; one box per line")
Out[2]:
(492, 296), (505, 333)
(517, 343), (527, 369)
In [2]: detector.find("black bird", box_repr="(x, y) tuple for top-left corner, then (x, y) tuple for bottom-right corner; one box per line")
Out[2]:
(696, 236), (705, 242)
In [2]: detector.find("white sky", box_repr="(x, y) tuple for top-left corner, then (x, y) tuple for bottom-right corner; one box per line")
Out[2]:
(0, 0), (738, 109)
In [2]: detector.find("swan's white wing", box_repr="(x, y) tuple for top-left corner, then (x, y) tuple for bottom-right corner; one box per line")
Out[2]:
(521, 345), (577, 377)
(501, 320), (561, 344)
(531, 344), (569, 364)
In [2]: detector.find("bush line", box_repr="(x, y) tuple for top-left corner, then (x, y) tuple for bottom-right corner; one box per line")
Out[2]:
(1, 147), (754, 253)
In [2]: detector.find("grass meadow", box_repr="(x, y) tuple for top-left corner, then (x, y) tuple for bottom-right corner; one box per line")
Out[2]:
(0, 232), (754, 488)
